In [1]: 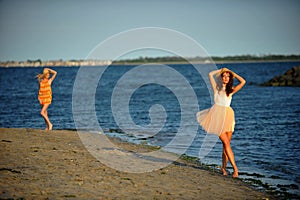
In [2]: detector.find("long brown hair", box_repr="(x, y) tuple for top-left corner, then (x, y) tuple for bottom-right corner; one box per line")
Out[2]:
(223, 71), (234, 96)
(217, 71), (234, 96)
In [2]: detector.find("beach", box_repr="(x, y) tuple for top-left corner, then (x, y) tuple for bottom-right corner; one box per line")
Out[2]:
(0, 128), (271, 199)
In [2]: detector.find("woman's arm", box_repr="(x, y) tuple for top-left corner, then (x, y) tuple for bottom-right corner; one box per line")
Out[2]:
(208, 69), (221, 93)
(46, 68), (57, 84)
(232, 71), (246, 94)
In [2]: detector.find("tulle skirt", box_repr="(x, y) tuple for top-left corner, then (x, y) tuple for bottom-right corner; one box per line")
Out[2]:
(196, 104), (235, 136)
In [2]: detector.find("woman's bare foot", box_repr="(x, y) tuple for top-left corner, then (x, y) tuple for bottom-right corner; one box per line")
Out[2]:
(48, 123), (53, 131)
(221, 168), (228, 176)
(233, 171), (238, 178)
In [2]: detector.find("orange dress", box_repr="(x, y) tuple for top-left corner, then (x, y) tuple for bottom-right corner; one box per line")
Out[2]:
(197, 90), (235, 136)
(38, 78), (52, 105)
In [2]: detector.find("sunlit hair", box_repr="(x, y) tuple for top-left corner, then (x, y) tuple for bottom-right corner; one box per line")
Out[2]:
(36, 68), (49, 82)
(217, 71), (234, 96)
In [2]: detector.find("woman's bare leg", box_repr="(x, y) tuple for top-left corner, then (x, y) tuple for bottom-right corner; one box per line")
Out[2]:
(219, 132), (238, 177)
(221, 132), (233, 175)
(40, 104), (52, 130)
(222, 151), (229, 175)
(42, 109), (49, 130)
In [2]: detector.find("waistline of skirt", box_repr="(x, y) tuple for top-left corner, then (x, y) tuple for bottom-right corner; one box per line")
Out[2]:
(214, 103), (231, 108)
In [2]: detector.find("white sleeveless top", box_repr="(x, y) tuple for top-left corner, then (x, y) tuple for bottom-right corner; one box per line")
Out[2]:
(214, 90), (232, 107)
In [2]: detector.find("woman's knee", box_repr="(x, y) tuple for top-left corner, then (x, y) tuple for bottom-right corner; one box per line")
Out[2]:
(40, 104), (49, 116)
(220, 134), (230, 146)
(40, 109), (47, 117)
(223, 140), (230, 147)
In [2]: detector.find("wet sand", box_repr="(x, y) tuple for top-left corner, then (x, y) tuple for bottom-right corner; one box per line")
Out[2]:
(0, 128), (271, 199)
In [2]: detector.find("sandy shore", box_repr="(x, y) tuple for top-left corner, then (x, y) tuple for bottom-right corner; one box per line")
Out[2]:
(0, 128), (271, 199)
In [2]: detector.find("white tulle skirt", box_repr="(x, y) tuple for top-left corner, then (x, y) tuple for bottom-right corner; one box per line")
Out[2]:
(196, 104), (235, 136)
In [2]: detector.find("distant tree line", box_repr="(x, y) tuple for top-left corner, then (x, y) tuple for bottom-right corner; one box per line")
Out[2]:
(27, 59), (42, 64)
(113, 54), (300, 64)
(211, 54), (300, 61)
(114, 56), (187, 64)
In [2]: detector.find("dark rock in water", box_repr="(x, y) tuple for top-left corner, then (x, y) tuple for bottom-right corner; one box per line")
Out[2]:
(260, 66), (300, 87)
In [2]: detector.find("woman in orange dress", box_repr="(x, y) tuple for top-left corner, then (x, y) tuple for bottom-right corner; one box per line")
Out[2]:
(197, 68), (246, 178)
(37, 68), (57, 130)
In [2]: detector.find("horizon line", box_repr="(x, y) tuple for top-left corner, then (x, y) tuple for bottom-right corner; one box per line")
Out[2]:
(1, 53), (300, 63)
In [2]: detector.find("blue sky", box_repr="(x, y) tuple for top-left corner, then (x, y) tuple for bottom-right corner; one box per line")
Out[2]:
(0, 0), (299, 61)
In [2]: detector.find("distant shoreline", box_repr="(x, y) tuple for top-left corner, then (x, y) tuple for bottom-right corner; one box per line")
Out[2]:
(113, 59), (300, 66)
(0, 59), (300, 68)
(1, 56), (300, 68)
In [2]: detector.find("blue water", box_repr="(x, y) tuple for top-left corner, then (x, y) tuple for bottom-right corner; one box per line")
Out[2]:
(0, 62), (300, 198)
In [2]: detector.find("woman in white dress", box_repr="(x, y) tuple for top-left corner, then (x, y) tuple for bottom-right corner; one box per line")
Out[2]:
(197, 68), (246, 178)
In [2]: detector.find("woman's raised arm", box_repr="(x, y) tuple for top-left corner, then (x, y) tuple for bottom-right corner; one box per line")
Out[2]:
(46, 68), (57, 84)
(209, 69), (221, 93)
(232, 72), (246, 94)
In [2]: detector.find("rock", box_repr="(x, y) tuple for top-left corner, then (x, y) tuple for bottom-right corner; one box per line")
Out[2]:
(260, 66), (300, 87)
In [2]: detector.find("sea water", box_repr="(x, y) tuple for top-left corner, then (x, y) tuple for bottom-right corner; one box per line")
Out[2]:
(0, 61), (299, 198)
